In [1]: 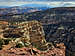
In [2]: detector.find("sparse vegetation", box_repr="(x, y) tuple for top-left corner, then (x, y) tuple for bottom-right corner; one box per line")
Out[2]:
(0, 39), (4, 50)
(16, 43), (24, 48)
(3, 39), (11, 45)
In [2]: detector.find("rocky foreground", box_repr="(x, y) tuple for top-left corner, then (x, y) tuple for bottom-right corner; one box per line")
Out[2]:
(0, 45), (65, 56)
(0, 20), (66, 56)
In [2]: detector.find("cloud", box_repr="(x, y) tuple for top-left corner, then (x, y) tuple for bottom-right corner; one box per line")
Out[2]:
(62, 2), (75, 7)
(0, 1), (63, 6)
(0, 1), (75, 8)
(0, 0), (75, 2)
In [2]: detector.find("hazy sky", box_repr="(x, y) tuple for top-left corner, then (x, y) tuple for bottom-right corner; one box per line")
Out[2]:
(0, 0), (75, 7)
(0, 0), (75, 2)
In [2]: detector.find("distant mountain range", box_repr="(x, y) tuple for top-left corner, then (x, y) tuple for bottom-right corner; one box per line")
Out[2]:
(0, 2), (75, 16)
(0, 5), (49, 15)
(0, 7), (75, 23)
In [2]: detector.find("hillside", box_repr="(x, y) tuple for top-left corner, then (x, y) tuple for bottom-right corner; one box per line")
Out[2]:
(0, 7), (75, 56)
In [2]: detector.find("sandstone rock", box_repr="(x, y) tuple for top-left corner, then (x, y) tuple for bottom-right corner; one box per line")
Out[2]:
(0, 46), (65, 56)
(1, 20), (53, 51)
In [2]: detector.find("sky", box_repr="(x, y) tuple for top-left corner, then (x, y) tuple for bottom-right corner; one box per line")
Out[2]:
(0, 0), (75, 2)
(0, 0), (75, 7)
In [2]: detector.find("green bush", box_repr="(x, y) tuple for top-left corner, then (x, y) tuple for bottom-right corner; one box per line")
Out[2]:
(16, 43), (24, 48)
(3, 39), (11, 45)
(0, 39), (4, 50)
(0, 39), (4, 45)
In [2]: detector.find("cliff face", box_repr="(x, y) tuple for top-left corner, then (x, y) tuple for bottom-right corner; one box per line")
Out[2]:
(0, 20), (66, 56)
(1, 20), (49, 50)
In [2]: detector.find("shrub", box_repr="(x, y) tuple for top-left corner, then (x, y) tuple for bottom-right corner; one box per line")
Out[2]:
(16, 43), (24, 48)
(3, 39), (11, 45)
(0, 39), (4, 50)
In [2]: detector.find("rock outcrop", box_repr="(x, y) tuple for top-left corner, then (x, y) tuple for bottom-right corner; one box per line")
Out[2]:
(0, 44), (65, 56)
(0, 20), (66, 56)
(1, 20), (53, 51)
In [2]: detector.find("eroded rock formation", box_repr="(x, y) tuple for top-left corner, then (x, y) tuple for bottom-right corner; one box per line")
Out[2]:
(0, 20), (65, 56)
